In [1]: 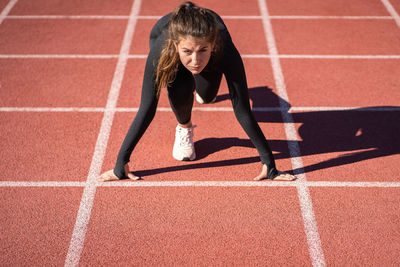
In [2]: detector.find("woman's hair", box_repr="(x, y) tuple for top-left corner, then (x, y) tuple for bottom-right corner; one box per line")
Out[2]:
(155, 1), (220, 96)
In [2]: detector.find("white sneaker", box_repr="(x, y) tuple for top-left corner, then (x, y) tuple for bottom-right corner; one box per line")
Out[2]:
(173, 125), (196, 161)
(196, 93), (216, 104)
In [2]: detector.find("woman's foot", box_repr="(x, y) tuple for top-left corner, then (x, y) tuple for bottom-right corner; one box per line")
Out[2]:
(253, 164), (296, 181)
(99, 164), (140, 182)
(172, 124), (196, 161)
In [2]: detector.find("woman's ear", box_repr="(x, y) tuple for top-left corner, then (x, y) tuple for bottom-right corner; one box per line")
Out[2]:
(174, 41), (179, 51)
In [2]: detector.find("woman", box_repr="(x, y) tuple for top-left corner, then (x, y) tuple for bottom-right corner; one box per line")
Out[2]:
(100, 2), (295, 181)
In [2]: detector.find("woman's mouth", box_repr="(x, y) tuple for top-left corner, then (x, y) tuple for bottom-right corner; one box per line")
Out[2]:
(190, 66), (201, 71)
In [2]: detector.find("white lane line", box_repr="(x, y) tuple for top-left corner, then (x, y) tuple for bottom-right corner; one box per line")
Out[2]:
(270, 15), (392, 20)
(0, 107), (105, 112)
(1, 106), (399, 113)
(258, 0), (303, 168)
(0, 0), (18, 25)
(0, 181), (86, 187)
(5, 15), (394, 20)
(5, 15), (261, 20)
(1, 180), (400, 188)
(63, 0), (142, 266)
(276, 54), (400, 59)
(137, 15), (265, 20)
(0, 54), (120, 59)
(97, 181), (400, 188)
(307, 181), (400, 187)
(258, 0), (326, 266)
(98, 181), (295, 187)
(222, 15), (261, 19)
(296, 184), (326, 266)
(5, 15), (262, 20)
(2, 54), (400, 59)
(381, 0), (400, 27)
(6, 15), (130, 19)
(0, 54), (141, 59)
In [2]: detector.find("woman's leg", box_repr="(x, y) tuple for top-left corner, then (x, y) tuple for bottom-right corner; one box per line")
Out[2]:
(167, 69), (223, 161)
(168, 67), (197, 161)
(194, 70), (223, 103)
(167, 66), (196, 124)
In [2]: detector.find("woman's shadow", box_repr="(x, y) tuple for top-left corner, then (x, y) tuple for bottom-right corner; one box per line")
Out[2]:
(212, 86), (400, 175)
(135, 86), (399, 177)
(193, 86), (288, 160)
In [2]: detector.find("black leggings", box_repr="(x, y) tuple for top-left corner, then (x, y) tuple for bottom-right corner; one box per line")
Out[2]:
(168, 64), (223, 124)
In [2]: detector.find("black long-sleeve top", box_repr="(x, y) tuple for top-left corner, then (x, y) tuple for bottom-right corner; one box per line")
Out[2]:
(114, 11), (278, 178)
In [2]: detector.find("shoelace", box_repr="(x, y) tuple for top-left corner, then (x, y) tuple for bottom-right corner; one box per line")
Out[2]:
(177, 125), (196, 148)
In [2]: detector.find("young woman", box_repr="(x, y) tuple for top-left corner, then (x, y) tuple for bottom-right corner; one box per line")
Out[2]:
(100, 2), (295, 181)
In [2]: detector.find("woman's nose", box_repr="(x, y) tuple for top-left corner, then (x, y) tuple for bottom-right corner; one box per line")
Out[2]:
(192, 53), (199, 64)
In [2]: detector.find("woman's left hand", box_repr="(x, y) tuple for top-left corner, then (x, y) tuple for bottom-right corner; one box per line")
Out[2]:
(253, 164), (296, 181)
(99, 164), (140, 182)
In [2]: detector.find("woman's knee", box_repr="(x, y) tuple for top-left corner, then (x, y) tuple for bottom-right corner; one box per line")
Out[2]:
(168, 69), (195, 99)
(194, 71), (222, 102)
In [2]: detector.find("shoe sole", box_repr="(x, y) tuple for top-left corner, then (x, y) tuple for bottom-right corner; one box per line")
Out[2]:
(173, 152), (196, 161)
(196, 93), (217, 104)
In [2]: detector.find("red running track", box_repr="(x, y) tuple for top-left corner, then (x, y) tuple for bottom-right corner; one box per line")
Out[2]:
(1, 0), (400, 266)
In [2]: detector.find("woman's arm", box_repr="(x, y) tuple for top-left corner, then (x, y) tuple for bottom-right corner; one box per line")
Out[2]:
(222, 41), (279, 179)
(113, 47), (161, 179)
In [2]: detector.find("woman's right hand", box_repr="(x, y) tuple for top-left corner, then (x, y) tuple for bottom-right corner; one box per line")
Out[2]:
(99, 164), (140, 182)
(253, 164), (296, 181)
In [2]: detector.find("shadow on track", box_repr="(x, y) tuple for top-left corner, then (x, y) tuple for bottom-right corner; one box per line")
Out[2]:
(134, 86), (399, 178)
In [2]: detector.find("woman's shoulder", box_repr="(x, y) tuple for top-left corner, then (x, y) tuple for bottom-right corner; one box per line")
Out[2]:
(154, 12), (173, 30)
(206, 8), (228, 33)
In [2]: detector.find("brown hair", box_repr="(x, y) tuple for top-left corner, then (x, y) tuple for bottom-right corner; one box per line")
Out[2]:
(155, 1), (220, 96)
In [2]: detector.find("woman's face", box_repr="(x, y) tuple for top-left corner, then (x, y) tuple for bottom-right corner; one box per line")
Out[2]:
(175, 36), (213, 75)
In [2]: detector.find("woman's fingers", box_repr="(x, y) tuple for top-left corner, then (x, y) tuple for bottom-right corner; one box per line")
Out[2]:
(99, 169), (119, 182)
(126, 172), (141, 180)
(272, 172), (296, 181)
(253, 165), (296, 181)
(99, 165), (141, 182)
(253, 164), (268, 181)
(124, 164), (141, 180)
